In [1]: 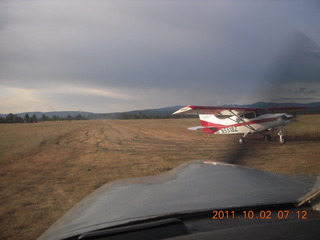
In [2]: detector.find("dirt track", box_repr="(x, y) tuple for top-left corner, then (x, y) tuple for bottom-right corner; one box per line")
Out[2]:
(0, 119), (319, 240)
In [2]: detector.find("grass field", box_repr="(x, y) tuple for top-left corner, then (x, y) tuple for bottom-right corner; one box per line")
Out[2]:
(0, 116), (320, 240)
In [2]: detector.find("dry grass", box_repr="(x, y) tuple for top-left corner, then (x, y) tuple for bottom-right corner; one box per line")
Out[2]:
(0, 116), (319, 240)
(284, 115), (320, 138)
(0, 121), (89, 163)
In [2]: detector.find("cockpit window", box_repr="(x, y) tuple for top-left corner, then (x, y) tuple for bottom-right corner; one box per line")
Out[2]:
(256, 109), (268, 116)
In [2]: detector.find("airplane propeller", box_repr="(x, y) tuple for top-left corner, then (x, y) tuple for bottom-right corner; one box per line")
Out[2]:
(281, 114), (295, 121)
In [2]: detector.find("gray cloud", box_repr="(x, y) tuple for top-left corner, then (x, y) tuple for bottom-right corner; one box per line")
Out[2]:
(294, 88), (317, 95)
(1, 0), (320, 113)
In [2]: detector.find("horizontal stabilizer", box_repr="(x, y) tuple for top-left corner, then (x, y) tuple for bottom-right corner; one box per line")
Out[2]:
(188, 126), (205, 131)
(188, 126), (218, 131)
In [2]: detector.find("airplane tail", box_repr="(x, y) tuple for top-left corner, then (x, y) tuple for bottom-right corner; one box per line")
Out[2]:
(198, 114), (222, 134)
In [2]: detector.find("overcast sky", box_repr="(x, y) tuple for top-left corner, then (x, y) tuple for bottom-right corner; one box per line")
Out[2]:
(1, 0), (320, 113)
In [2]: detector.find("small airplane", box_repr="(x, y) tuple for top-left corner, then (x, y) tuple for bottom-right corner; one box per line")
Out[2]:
(173, 105), (307, 144)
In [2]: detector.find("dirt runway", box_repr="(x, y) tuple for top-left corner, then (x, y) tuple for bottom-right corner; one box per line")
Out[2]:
(0, 119), (319, 240)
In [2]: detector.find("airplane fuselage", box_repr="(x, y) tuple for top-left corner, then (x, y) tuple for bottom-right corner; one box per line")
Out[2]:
(199, 113), (292, 135)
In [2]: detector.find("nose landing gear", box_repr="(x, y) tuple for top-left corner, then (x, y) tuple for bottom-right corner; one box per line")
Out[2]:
(278, 130), (286, 144)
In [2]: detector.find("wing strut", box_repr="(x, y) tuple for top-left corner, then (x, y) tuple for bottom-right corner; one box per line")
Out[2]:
(228, 110), (266, 143)
(228, 110), (257, 132)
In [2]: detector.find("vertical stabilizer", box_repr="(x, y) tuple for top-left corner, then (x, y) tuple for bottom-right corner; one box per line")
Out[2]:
(199, 114), (221, 134)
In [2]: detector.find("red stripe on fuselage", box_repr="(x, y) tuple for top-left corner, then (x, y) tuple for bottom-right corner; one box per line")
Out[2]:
(200, 117), (279, 133)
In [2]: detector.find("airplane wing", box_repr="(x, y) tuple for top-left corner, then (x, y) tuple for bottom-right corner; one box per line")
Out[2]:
(173, 105), (308, 115)
(267, 106), (308, 113)
(173, 105), (258, 116)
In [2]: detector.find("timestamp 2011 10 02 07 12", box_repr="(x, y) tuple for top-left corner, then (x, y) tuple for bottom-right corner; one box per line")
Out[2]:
(212, 210), (308, 220)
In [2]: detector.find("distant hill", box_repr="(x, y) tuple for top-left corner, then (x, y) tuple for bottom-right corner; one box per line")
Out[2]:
(1, 102), (319, 120)
(0, 107), (184, 120)
(227, 102), (320, 109)
(88, 106), (184, 119)
(89, 103), (320, 119)
(222, 102), (320, 114)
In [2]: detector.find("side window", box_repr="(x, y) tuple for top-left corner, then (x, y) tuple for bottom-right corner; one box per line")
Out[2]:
(216, 114), (231, 119)
(244, 112), (255, 119)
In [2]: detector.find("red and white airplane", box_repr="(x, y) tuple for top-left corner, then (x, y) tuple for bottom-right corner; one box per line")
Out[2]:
(173, 105), (307, 144)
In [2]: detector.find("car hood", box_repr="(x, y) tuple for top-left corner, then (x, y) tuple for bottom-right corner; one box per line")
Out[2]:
(38, 160), (319, 240)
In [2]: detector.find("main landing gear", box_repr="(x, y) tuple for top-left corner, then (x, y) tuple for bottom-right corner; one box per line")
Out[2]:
(238, 133), (271, 144)
(238, 132), (250, 144)
(264, 134), (272, 142)
(239, 137), (246, 144)
(238, 130), (287, 144)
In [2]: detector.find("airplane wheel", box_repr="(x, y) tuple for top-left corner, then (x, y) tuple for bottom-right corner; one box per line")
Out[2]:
(279, 136), (286, 144)
(239, 137), (245, 144)
(264, 135), (272, 142)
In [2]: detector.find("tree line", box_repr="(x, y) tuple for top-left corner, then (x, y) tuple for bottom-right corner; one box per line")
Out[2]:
(0, 113), (86, 123)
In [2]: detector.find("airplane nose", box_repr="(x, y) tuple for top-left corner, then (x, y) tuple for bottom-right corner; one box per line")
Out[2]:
(281, 114), (294, 121)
